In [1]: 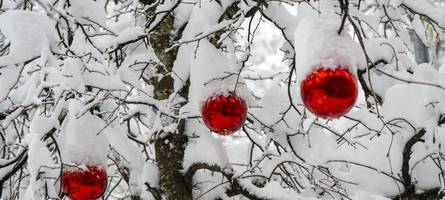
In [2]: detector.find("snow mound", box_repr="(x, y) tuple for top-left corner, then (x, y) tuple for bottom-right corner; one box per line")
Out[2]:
(0, 10), (56, 66)
(293, 5), (364, 84)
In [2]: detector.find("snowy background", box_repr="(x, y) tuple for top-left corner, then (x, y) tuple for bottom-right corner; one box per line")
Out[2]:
(0, 0), (444, 199)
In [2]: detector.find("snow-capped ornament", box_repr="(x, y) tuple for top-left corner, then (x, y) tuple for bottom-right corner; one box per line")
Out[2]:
(301, 68), (358, 119)
(201, 92), (247, 135)
(62, 165), (107, 200)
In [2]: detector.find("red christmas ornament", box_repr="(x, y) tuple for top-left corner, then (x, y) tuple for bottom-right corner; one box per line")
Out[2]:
(201, 92), (247, 135)
(301, 68), (358, 119)
(62, 166), (107, 200)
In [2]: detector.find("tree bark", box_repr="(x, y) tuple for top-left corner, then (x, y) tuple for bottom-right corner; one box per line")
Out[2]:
(155, 122), (191, 200)
(149, 8), (193, 200)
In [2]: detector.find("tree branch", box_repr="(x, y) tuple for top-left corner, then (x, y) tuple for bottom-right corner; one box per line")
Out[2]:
(185, 162), (271, 200)
(399, 129), (425, 197)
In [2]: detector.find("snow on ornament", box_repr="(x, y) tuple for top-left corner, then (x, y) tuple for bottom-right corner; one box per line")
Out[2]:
(301, 68), (358, 119)
(59, 100), (110, 199)
(201, 92), (247, 135)
(293, 5), (364, 119)
(62, 165), (107, 200)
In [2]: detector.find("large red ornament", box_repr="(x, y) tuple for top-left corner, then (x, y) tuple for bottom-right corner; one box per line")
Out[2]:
(62, 166), (107, 200)
(301, 68), (358, 119)
(201, 92), (247, 135)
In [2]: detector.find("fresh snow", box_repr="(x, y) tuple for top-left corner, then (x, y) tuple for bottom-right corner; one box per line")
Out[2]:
(0, 0), (444, 199)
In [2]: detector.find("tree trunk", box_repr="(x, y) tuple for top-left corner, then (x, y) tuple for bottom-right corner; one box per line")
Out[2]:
(149, 10), (193, 200)
(155, 121), (191, 200)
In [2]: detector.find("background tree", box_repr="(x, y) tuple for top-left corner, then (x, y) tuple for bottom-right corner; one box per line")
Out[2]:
(0, 0), (444, 199)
